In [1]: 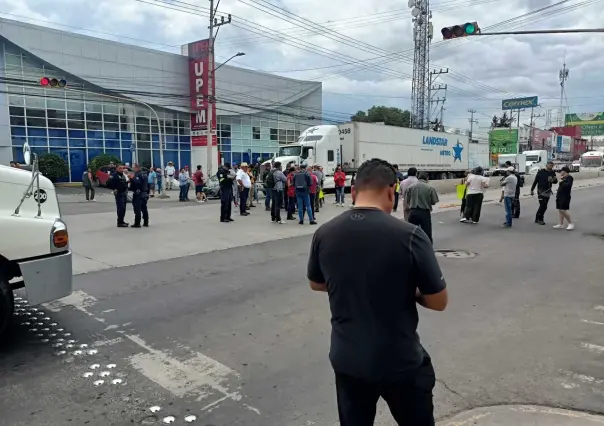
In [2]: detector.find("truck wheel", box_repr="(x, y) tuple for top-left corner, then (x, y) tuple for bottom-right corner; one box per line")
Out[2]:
(0, 275), (14, 339)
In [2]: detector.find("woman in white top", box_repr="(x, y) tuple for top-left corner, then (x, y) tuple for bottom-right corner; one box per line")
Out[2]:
(460, 166), (490, 224)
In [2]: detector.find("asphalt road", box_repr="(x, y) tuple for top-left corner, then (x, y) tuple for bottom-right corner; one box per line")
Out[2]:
(2, 187), (604, 426)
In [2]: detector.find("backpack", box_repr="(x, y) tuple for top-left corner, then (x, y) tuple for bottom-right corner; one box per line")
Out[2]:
(265, 170), (276, 189)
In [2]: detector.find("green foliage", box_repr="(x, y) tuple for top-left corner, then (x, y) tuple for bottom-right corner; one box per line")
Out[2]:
(88, 153), (121, 174)
(351, 106), (411, 128)
(491, 112), (514, 128)
(38, 154), (69, 182)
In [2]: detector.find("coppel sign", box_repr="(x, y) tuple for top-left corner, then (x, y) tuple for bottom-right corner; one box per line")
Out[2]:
(502, 96), (539, 111)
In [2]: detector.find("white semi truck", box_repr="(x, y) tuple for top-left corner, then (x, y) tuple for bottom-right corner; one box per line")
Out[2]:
(580, 150), (604, 170)
(264, 122), (469, 188)
(0, 144), (73, 338)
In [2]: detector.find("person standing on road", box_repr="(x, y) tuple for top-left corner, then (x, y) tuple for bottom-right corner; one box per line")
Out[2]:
(155, 168), (163, 196)
(307, 157), (448, 426)
(178, 168), (189, 201)
(262, 164), (272, 211)
(270, 161), (287, 224)
(499, 167), (518, 228)
(129, 163), (149, 228)
(392, 165), (404, 212)
(147, 168), (157, 198)
(334, 166), (346, 206)
(217, 163), (236, 223)
(165, 161), (175, 190)
(236, 162), (252, 216)
(531, 161), (558, 225)
(312, 165), (324, 212)
(309, 171), (319, 219)
(82, 167), (96, 202)
(294, 164), (317, 225)
(460, 166), (489, 224)
(286, 166), (296, 221)
(554, 166), (574, 230)
(106, 164), (129, 228)
(401, 167), (419, 221)
(193, 165), (207, 203)
(504, 161), (524, 218)
(405, 172), (439, 243)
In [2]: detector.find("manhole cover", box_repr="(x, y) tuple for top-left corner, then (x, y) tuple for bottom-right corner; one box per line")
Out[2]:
(434, 249), (477, 259)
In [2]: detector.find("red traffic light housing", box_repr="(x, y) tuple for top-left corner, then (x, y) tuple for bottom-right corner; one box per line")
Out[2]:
(441, 22), (480, 40)
(40, 77), (67, 88)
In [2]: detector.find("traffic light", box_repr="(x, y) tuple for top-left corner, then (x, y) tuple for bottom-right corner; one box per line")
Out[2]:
(40, 77), (67, 88)
(441, 22), (480, 39)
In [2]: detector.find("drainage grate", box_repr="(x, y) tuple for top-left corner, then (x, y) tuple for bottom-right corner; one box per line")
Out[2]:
(434, 249), (477, 259)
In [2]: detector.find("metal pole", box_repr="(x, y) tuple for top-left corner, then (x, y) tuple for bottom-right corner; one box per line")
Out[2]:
(529, 107), (534, 150)
(206, 0), (215, 176)
(476, 28), (604, 36)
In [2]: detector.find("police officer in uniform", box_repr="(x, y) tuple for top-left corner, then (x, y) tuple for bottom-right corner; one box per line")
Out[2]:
(217, 162), (236, 223)
(106, 164), (129, 227)
(130, 163), (150, 228)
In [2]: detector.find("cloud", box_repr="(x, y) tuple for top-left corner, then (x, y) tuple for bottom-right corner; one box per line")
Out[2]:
(1, 0), (604, 134)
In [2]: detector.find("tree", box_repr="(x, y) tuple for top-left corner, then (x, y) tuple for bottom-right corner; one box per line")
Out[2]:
(38, 153), (69, 182)
(88, 153), (121, 174)
(351, 106), (411, 128)
(491, 112), (514, 128)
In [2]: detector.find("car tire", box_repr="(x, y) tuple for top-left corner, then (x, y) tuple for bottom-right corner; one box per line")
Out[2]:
(0, 273), (14, 340)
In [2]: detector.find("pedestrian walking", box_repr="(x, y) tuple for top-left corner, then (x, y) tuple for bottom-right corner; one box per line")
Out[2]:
(460, 166), (489, 224)
(217, 163), (236, 223)
(499, 166), (518, 228)
(165, 161), (175, 190)
(178, 168), (189, 201)
(405, 172), (439, 243)
(554, 166), (574, 230)
(82, 167), (96, 201)
(334, 166), (346, 206)
(531, 161), (558, 225)
(270, 161), (287, 224)
(392, 165), (403, 212)
(294, 164), (316, 225)
(106, 164), (129, 227)
(130, 163), (149, 228)
(307, 157), (447, 426)
(236, 162), (252, 216)
(401, 167), (419, 221)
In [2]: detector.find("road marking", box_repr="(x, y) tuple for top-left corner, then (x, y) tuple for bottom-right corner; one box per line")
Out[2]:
(594, 306), (604, 311)
(44, 290), (98, 315)
(582, 319), (604, 325)
(581, 342), (604, 353)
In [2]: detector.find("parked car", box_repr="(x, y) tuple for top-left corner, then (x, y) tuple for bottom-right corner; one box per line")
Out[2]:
(204, 174), (221, 199)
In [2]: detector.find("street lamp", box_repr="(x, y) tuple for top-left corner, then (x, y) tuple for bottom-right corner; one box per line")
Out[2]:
(214, 52), (245, 72)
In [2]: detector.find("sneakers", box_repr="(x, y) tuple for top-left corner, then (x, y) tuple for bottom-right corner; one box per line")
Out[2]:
(277, 221), (286, 224)
(553, 224), (564, 229)
(566, 223), (575, 231)
(459, 218), (467, 223)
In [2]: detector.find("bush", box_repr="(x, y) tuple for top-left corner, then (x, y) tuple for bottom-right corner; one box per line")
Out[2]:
(38, 154), (69, 182)
(88, 153), (121, 174)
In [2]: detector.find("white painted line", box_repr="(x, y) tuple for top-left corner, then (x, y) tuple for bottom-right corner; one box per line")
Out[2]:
(43, 290), (98, 315)
(594, 306), (604, 311)
(582, 319), (604, 326)
(581, 342), (604, 353)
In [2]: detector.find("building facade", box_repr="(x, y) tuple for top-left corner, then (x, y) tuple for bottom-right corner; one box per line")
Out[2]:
(0, 18), (322, 181)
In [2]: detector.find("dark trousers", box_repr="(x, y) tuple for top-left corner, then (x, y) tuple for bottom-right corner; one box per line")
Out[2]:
(535, 196), (550, 222)
(408, 208), (433, 243)
(220, 188), (232, 221)
(512, 195), (520, 219)
(463, 193), (484, 222)
(179, 184), (188, 201)
(335, 357), (436, 426)
(309, 193), (316, 217)
(132, 194), (149, 225)
(271, 189), (283, 222)
(239, 187), (250, 214)
(114, 192), (127, 225)
(287, 195), (296, 218)
(393, 192), (399, 212)
(265, 189), (271, 209)
(85, 186), (95, 201)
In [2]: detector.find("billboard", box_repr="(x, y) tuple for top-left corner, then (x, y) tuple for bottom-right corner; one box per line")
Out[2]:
(489, 128), (518, 154)
(556, 135), (571, 153)
(565, 113), (604, 137)
(502, 96), (538, 111)
(187, 39), (216, 147)
(531, 129), (555, 149)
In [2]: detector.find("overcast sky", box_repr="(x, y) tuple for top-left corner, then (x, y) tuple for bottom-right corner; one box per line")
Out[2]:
(2, 0), (603, 139)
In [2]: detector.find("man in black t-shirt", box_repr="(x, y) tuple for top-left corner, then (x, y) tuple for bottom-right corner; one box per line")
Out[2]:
(307, 158), (448, 426)
(531, 161), (558, 225)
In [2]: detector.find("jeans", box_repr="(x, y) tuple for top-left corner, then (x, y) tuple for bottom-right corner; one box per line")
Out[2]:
(85, 186), (95, 201)
(253, 185), (259, 202)
(271, 189), (283, 222)
(504, 196), (513, 226)
(265, 188), (272, 209)
(309, 193), (316, 217)
(296, 192), (314, 222)
(179, 184), (188, 200)
(408, 208), (433, 244)
(239, 187), (250, 214)
(335, 186), (345, 204)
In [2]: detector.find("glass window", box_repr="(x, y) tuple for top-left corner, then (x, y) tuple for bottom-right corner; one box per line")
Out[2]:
(85, 103), (103, 113)
(25, 97), (45, 108)
(9, 96), (24, 106)
(270, 128), (278, 141)
(86, 112), (103, 122)
(48, 119), (67, 128)
(10, 116), (26, 126)
(27, 117), (46, 127)
(24, 86), (45, 97)
(135, 106), (149, 117)
(137, 125), (150, 134)
(67, 101), (84, 111)
(7, 85), (23, 94)
(67, 111), (85, 121)
(121, 132), (133, 141)
(328, 150), (334, 161)
(68, 120), (86, 129)
(49, 129), (67, 138)
(47, 109), (66, 119)
(181, 126), (190, 135)
(9, 106), (24, 116)
(68, 130), (86, 139)
(87, 122), (103, 130)
(88, 139), (104, 148)
(252, 126), (260, 140)
(103, 103), (119, 114)
(49, 138), (67, 147)
(104, 121), (120, 131)
(5, 53), (22, 66)
(11, 126), (26, 136)
(105, 140), (120, 149)
(87, 131), (104, 139)
(121, 140), (133, 149)
(29, 136), (48, 147)
(26, 108), (46, 118)
(104, 131), (120, 140)
(47, 99), (66, 110)
(69, 139), (86, 148)
(104, 114), (119, 123)
(11, 136), (26, 146)
(28, 127), (47, 137)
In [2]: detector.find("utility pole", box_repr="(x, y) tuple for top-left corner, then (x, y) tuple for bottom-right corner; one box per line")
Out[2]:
(429, 79), (447, 129)
(558, 61), (569, 127)
(206, 0), (231, 176)
(409, 0), (433, 129)
(468, 109), (478, 144)
(527, 108), (544, 150)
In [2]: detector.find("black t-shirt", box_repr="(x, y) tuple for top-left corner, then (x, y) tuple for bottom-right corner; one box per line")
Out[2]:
(307, 208), (446, 382)
(557, 174), (573, 200)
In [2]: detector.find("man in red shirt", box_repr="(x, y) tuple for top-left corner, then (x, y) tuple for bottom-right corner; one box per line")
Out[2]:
(193, 165), (207, 202)
(286, 166), (296, 220)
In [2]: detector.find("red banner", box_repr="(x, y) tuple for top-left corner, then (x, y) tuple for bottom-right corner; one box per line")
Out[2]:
(187, 39), (216, 147)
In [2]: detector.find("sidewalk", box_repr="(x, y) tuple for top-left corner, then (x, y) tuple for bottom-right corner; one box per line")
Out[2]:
(437, 405), (604, 425)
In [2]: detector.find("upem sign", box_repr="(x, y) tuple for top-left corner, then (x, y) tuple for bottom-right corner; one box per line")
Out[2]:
(501, 96), (539, 111)
(187, 39), (216, 147)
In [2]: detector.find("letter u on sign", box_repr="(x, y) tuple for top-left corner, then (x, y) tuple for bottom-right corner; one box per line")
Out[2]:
(194, 62), (204, 76)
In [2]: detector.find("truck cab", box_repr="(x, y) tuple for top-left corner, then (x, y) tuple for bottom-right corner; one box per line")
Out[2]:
(523, 150), (548, 174)
(0, 144), (72, 338)
(580, 151), (604, 170)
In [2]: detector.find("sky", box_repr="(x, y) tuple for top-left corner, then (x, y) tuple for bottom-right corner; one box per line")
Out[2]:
(1, 0), (604, 141)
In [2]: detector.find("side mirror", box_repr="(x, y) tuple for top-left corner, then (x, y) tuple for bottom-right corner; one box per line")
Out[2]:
(23, 142), (31, 166)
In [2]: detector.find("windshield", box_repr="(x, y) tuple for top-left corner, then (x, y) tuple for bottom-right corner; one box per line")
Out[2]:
(278, 146), (302, 157)
(582, 156), (603, 167)
(525, 155), (540, 162)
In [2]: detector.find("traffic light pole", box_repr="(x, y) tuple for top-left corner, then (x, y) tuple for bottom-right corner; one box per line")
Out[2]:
(471, 28), (604, 36)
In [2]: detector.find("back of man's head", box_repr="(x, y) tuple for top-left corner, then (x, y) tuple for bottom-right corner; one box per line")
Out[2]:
(355, 158), (396, 193)
(474, 166), (483, 175)
(418, 172), (429, 181)
(408, 167), (418, 177)
(197, 165), (201, 170)
(274, 161), (281, 169)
